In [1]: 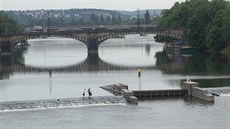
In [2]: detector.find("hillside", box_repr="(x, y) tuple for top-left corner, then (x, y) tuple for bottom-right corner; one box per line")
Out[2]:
(4, 8), (162, 27)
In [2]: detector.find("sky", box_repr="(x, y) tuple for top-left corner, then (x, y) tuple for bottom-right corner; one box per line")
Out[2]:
(0, 0), (183, 11)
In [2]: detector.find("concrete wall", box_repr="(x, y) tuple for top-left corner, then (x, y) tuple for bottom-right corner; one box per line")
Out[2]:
(181, 81), (199, 96)
(191, 87), (214, 102)
(182, 81), (214, 102)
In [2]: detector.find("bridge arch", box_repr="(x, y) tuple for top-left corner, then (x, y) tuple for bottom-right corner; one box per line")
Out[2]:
(95, 30), (183, 48)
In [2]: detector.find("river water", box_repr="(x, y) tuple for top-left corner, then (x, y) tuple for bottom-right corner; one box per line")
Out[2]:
(0, 35), (230, 129)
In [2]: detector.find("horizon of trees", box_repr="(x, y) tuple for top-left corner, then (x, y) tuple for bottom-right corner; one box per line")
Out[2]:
(1, 8), (161, 34)
(3, 9), (160, 28)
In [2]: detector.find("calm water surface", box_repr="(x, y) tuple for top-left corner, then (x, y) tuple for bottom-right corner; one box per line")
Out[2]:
(0, 35), (230, 128)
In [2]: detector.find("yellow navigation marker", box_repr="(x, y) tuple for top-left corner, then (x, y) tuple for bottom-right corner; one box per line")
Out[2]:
(138, 68), (141, 78)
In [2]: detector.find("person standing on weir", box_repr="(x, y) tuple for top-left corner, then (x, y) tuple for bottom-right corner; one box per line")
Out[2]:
(82, 88), (86, 98)
(138, 68), (141, 78)
(88, 88), (92, 99)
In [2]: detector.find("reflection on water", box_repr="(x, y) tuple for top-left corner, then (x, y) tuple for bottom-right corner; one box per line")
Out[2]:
(99, 37), (162, 67)
(0, 36), (230, 102)
(22, 38), (87, 68)
(155, 51), (230, 75)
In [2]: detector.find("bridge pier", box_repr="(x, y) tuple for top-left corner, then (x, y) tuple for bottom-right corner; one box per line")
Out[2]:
(0, 54), (13, 67)
(87, 39), (99, 53)
(0, 41), (12, 56)
(87, 52), (99, 63)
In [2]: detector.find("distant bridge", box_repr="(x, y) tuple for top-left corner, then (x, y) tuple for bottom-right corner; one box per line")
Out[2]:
(0, 25), (184, 55)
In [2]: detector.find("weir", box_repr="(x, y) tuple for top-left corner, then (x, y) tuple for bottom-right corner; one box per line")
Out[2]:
(0, 96), (125, 112)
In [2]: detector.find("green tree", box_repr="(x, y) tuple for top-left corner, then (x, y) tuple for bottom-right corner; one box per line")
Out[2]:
(222, 5), (230, 46)
(106, 16), (112, 25)
(100, 14), (104, 25)
(0, 12), (21, 33)
(157, 0), (230, 50)
(186, 4), (210, 49)
(117, 15), (122, 25)
(91, 13), (99, 25)
(205, 10), (225, 50)
(112, 16), (117, 24)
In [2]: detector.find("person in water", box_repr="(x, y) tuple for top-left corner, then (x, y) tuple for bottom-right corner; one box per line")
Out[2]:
(88, 88), (92, 98)
(82, 88), (86, 97)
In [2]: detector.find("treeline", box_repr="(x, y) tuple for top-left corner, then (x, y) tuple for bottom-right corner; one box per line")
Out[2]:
(5, 9), (161, 28)
(157, 0), (230, 51)
(90, 10), (153, 25)
(37, 13), (125, 27)
(0, 12), (21, 33)
(42, 10), (125, 26)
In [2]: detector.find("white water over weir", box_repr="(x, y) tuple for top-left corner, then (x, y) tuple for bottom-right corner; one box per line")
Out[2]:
(0, 96), (126, 112)
(207, 87), (230, 96)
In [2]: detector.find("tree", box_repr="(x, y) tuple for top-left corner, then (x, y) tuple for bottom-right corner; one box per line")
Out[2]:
(106, 16), (112, 25)
(186, 4), (210, 49)
(100, 14), (104, 25)
(205, 10), (225, 50)
(91, 13), (99, 25)
(0, 12), (21, 33)
(78, 18), (86, 25)
(222, 5), (230, 46)
(206, 25), (224, 50)
(117, 15), (122, 25)
(112, 16), (117, 24)
(144, 10), (151, 24)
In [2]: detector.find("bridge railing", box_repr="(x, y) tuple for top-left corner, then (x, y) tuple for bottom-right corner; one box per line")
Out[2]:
(0, 26), (184, 44)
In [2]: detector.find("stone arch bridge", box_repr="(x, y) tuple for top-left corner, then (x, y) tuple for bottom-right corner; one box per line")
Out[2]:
(0, 26), (184, 55)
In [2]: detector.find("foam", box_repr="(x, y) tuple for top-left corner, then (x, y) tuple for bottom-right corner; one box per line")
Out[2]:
(0, 96), (126, 112)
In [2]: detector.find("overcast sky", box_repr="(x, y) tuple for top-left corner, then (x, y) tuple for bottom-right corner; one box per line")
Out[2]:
(1, 0), (183, 11)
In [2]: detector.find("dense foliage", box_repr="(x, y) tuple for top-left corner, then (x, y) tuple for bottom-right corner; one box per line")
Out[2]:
(158, 0), (230, 50)
(0, 12), (21, 33)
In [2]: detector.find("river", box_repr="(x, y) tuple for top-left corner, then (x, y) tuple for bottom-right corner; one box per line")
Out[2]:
(0, 35), (230, 129)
